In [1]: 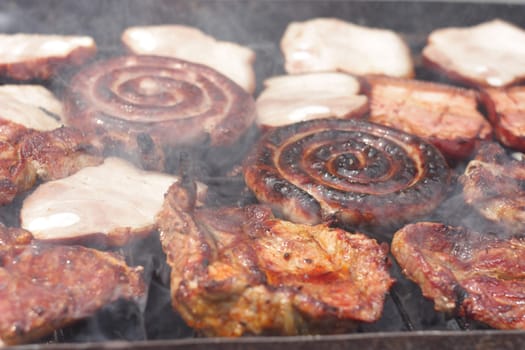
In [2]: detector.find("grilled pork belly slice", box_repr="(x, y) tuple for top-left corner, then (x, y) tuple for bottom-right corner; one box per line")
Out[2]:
(256, 73), (368, 129)
(460, 142), (525, 235)
(0, 34), (96, 81)
(366, 76), (492, 160)
(0, 85), (63, 130)
(157, 182), (394, 336)
(121, 25), (256, 93)
(423, 19), (525, 87)
(21, 157), (207, 246)
(0, 225), (144, 346)
(0, 120), (101, 206)
(281, 18), (414, 78)
(392, 222), (525, 330)
(481, 86), (525, 151)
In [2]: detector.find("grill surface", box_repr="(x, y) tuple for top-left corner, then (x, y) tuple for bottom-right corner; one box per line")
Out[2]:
(1, 1), (525, 349)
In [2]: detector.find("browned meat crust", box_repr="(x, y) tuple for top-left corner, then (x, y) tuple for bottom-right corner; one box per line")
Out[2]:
(392, 222), (525, 330)
(0, 225), (145, 345)
(481, 86), (525, 152)
(0, 119), (101, 206)
(460, 142), (525, 234)
(243, 118), (451, 229)
(157, 182), (394, 336)
(365, 75), (492, 160)
(64, 55), (256, 171)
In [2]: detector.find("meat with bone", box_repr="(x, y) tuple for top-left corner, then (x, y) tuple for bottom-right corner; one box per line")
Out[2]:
(63, 55), (256, 171)
(0, 34), (96, 81)
(0, 225), (145, 346)
(20, 157), (207, 246)
(0, 85), (64, 130)
(243, 118), (451, 229)
(366, 76), (492, 160)
(157, 181), (394, 336)
(281, 18), (414, 78)
(0, 120), (101, 206)
(423, 19), (525, 88)
(391, 222), (525, 330)
(121, 25), (256, 93)
(256, 73), (368, 129)
(481, 86), (525, 152)
(460, 142), (525, 235)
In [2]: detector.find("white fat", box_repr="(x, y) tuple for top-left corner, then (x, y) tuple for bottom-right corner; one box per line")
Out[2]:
(21, 157), (207, 242)
(256, 72), (367, 127)
(122, 25), (256, 93)
(280, 18), (414, 77)
(423, 19), (525, 87)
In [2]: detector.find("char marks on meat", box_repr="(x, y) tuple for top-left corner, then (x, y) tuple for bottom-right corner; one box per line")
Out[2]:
(392, 222), (525, 330)
(0, 225), (144, 345)
(121, 25), (256, 93)
(281, 18), (414, 78)
(157, 182), (393, 336)
(423, 19), (525, 87)
(0, 34), (96, 81)
(460, 142), (525, 235)
(256, 73), (368, 129)
(481, 85), (525, 151)
(63, 55), (256, 171)
(243, 118), (450, 229)
(366, 75), (492, 160)
(21, 157), (207, 246)
(0, 120), (101, 206)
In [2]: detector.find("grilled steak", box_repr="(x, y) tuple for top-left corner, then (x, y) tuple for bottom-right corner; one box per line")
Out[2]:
(423, 19), (525, 87)
(157, 182), (394, 336)
(0, 120), (101, 205)
(0, 225), (145, 345)
(391, 222), (525, 330)
(63, 55), (256, 171)
(243, 118), (451, 229)
(256, 73), (368, 129)
(481, 85), (525, 151)
(366, 75), (492, 160)
(122, 25), (256, 93)
(0, 34), (96, 81)
(460, 142), (525, 234)
(281, 18), (414, 78)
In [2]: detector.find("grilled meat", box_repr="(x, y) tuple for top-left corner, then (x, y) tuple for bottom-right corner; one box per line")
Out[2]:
(63, 55), (256, 171)
(423, 19), (525, 87)
(157, 182), (394, 336)
(21, 157), (207, 246)
(392, 222), (525, 330)
(481, 85), (525, 152)
(0, 120), (101, 205)
(243, 118), (451, 229)
(366, 75), (492, 160)
(460, 142), (525, 234)
(0, 225), (145, 345)
(281, 18), (414, 78)
(256, 73), (368, 129)
(0, 34), (96, 81)
(121, 25), (256, 93)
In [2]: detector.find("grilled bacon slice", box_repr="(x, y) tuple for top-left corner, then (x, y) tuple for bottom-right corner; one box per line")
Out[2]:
(281, 18), (414, 78)
(121, 25), (256, 93)
(366, 76), (492, 160)
(0, 225), (144, 346)
(392, 222), (525, 330)
(157, 182), (394, 336)
(481, 86), (525, 152)
(0, 34), (96, 81)
(423, 19), (525, 88)
(243, 118), (451, 229)
(460, 142), (525, 234)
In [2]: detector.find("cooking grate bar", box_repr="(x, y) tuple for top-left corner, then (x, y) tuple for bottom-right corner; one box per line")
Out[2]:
(388, 285), (415, 331)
